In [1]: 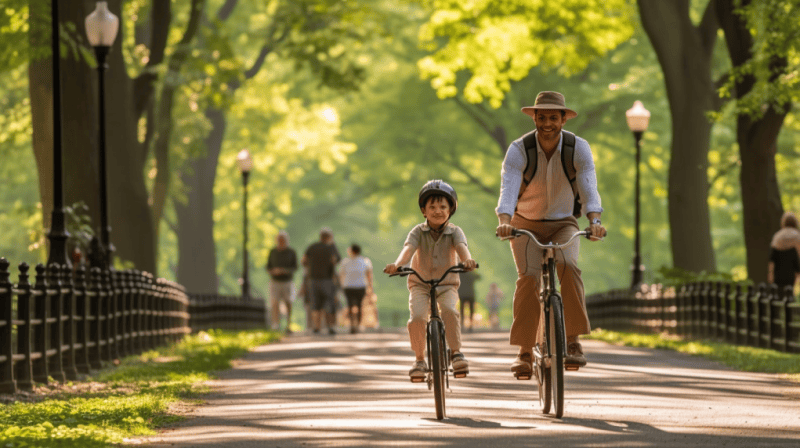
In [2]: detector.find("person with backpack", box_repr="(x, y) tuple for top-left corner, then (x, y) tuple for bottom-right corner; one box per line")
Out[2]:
(495, 91), (607, 376)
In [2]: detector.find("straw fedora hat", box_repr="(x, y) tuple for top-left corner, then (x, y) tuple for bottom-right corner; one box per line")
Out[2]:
(521, 91), (578, 120)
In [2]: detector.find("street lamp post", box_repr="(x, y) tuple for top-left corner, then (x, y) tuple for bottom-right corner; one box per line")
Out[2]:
(237, 149), (253, 299)
(46, 0), (70, 268)
(85, 1), (119, 270)
(626, 100), (651, 289)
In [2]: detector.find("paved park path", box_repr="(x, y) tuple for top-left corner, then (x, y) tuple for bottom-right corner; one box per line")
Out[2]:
(143, 330), (800, 447)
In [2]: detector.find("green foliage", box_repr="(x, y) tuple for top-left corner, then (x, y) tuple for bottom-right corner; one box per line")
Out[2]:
(718, 0), (800, 117)
(0, 330), (280, 448)
(586, 328), (800, 376)
(416, 0), (636, 107)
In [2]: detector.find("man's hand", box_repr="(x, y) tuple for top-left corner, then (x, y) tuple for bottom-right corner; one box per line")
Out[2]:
(383, 263), (398, 275)
(496, 224), (515, 239)
(461, 259), (477, 271)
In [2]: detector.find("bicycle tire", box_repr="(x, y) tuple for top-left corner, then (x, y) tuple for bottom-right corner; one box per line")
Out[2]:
(536, 348), (552, 414)
(428, 320), (446, 420)
(549, 294), (566, 418)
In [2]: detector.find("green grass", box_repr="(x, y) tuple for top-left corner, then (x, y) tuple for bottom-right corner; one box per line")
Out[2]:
(0, 329), (281, 447)
(585, 328), (800, 382)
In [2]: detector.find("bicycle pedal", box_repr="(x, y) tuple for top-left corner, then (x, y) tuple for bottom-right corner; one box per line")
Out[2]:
(410, 377), (426, 383)
(514, 373), (532, 380)
(564, 364), (580, 372)
(453, 371), (468, 378)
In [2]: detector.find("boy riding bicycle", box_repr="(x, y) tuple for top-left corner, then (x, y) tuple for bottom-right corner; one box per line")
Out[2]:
(384, 180), (478, 381)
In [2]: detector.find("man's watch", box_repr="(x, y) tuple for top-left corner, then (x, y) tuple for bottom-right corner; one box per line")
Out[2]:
(590, 218), (602, 226)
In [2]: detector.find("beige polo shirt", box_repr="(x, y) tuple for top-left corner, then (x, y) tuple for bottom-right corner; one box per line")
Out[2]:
(403, 222), (468, 289)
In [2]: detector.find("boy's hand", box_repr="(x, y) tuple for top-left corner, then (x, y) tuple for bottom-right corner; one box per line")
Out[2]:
(384, 263), (398, 274)
(462, 259), (477, 271)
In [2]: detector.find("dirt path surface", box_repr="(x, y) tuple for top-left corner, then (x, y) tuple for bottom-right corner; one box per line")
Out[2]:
(144, 330), (800, 447)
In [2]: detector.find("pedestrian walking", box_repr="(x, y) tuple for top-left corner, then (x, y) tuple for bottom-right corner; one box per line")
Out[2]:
(266, 231), (298, 333)
(303, 227), (341, 334)
(339, 244), (374, 334)
(485, 282), (505, 330)
(458, 270), (480, 331)
(768, 211), (800, 294)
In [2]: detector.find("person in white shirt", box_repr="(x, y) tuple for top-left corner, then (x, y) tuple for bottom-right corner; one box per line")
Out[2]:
(495, 91), (607, 374)
(339, 244), (374, 334)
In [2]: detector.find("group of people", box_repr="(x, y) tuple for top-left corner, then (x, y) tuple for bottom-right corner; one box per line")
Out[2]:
(265, 228), (374, 335)
(269, 90), (606, 382)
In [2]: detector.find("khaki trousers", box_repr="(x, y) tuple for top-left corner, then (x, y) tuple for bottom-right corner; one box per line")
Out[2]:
(408, 285), (461, 359)
(509, 214), (591, 349)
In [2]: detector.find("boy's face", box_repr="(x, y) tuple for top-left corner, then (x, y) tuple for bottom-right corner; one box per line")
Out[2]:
(421, 197), (451, 227)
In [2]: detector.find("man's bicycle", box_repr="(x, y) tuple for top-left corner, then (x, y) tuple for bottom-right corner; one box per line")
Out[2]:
(389, 263), (477, 420)
(498, 228), (598, 419)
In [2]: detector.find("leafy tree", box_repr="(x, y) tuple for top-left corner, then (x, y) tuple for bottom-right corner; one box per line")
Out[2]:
(715, 0), (795, 282)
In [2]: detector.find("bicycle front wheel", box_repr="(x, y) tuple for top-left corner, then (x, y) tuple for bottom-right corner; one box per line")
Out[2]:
(549, 294), (566, 418)
(428, 320), (446, 420)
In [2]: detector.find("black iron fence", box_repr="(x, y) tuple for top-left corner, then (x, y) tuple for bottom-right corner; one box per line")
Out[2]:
(188, 294), (266, 332)
(586, 282), (799, 353)
(0, 257), (190, 394)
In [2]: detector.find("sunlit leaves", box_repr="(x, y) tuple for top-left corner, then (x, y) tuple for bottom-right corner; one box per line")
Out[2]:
(417, 0), (636, 107)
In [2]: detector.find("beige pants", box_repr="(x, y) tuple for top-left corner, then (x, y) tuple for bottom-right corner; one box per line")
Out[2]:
(509, 214), (591, 349)
(408, 285), (461, 359)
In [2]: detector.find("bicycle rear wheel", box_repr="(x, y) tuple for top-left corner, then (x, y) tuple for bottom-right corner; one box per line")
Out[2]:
(428, 320), (446, 420)
(549, 294), (566, 418)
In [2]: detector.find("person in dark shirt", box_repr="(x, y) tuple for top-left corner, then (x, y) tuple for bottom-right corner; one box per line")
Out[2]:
(266, 231), (298, 333)
(768, 212), (800, 295)
(303, 228), (341, 334)
(458, 270), (480, 331)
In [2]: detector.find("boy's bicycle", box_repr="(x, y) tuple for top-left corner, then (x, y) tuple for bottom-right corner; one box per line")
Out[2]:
(389, 263), (477, 420)
(498, 228), (598, 419)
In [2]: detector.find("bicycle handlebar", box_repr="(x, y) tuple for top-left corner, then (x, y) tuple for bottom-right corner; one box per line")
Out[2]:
(388, 263), (479, 286)
(497, 228), (601, 249)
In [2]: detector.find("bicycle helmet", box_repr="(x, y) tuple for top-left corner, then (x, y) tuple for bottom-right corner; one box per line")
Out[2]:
(418, 180), (458, 217)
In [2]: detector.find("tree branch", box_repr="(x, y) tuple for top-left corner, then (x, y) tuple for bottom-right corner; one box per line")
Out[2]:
(216, 0), (238, 21)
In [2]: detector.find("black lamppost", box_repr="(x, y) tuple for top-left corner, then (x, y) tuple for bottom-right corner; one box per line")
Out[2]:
(237, 149), (253, 299)
(626, 100), (651, 289)
(85, 2), (119, 270)
(46, 0), (70, 268)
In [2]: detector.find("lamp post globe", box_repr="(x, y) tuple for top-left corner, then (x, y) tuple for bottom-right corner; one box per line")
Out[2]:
(237, 149), (253, 299)
(626, 100), (650, 289)
(85, 1), (119, 270)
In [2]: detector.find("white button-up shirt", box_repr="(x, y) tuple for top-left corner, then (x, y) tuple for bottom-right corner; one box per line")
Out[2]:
(496, 131), (603, 220)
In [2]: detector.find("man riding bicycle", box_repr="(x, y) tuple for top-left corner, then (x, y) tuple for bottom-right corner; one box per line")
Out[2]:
(495, 91), (607, 376)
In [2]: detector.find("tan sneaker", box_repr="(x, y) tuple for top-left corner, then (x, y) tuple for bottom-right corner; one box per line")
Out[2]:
(511, 352), (533, 375)
(409, 360), (427, 381)
(566, 342), (587, 367)
(451, 352), (469, 377)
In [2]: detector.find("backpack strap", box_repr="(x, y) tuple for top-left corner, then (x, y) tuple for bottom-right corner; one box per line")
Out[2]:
(560, 131), (582, 217)
(517, 130), (538, 200)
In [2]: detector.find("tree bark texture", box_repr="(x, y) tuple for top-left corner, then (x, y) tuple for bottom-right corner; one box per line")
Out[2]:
(716, 0), (787, 283)
(638, 0), (718, 273)
(175, 108), (224, 293)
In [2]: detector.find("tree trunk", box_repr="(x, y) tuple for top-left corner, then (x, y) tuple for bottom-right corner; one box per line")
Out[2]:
(175, 108), (224, 293)
(30, 0), (157, 273)
(717, 0), (787, 283)
(639, 0), (718, 273)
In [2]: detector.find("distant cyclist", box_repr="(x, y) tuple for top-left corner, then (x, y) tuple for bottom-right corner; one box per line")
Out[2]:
(384, 180), (477, 381)
(495, 91), (606, 376)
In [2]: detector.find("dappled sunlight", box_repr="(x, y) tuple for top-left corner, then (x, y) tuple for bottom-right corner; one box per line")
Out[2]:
(145, 332), (800, 447)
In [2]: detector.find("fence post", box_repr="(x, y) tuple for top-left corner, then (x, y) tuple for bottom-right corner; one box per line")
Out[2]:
(88, 267), (104, 370)
(46, 263), (66, 383)
(115, 270), (128, 358)
(0, 258), (14, 393)
(14, 263), (33, 391)
(765, 283), (777, 350)
(73, 266), (91, 374)
(32, 264), (49, 384)
(106, 269), (119, 361)
(716, 283), (728, 340)
(60, 264), (78, 380)
(132, 270), (144, 354)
